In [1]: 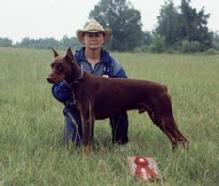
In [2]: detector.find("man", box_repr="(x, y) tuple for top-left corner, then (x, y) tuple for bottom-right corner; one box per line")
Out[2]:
(52, 19), (129, 146)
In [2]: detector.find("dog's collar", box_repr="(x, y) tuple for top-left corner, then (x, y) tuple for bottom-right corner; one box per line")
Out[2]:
(73, 68), (84, 83)
(77, 68), (84, 80)
(66, 68), (84, 86)
(63, 80), (72, 88)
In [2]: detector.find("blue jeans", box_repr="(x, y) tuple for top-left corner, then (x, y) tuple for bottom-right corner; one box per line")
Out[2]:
(63, 104), (129, 145)
(109, 111), (129, 144)
(63, 105), (82, 146)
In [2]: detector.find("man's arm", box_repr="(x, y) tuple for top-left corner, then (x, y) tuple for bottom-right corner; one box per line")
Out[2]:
(52, 82), (73, 103)
(110, 57), (127, 78)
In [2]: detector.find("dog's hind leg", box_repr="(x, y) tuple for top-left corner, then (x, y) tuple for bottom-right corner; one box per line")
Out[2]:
(147, 110), (188, 150)
(160, 115), (189, 150)
(145, 99), (189, 150)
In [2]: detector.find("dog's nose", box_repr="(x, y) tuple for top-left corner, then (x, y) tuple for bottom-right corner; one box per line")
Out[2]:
(47, 77), (52, 83)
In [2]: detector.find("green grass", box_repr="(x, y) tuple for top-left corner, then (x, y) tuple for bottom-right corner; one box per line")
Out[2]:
(0, 47), (218, 186)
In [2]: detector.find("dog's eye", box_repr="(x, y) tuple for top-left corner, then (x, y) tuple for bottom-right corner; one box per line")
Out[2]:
(56, 64), (63, 71)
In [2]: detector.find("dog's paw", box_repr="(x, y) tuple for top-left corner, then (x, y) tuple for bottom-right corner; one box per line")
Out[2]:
(82, 145), (92, 155)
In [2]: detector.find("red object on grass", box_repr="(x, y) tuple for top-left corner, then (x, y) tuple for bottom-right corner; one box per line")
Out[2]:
(128, 156), (161, 182)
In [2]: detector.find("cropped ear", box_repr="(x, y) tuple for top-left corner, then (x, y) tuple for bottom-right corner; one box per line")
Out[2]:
(51, 47), (59, 57)
(65, 47), (74, 62)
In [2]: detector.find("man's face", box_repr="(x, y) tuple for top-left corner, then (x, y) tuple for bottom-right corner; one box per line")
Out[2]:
(83, 32), (105, 50)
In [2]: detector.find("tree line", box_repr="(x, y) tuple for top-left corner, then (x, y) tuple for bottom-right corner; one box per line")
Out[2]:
(0, 36), (82, 50)
(1, 0), (219, 53)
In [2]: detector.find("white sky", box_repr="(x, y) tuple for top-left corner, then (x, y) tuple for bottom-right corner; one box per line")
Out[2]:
(1, 0), (219, 43)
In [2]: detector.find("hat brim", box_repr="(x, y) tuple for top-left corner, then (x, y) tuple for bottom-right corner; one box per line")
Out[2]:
(76, 29), (112, 44)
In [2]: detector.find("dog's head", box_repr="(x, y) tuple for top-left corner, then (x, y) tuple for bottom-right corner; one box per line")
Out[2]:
(47, 47), (78, 84)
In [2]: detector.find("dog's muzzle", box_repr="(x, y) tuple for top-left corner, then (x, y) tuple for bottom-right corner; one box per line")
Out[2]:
(47, 77), (54, 84)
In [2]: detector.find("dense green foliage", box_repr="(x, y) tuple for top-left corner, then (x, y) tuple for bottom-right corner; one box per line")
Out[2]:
(16, 36), (82, 50)
(0, 38), (12, 47)
(156, 0), (213, 52)
(156, 0), (180, 47)
(89, 0), (143, 51)
(213, 32), (219, 50)
(0, 48), (218, 185)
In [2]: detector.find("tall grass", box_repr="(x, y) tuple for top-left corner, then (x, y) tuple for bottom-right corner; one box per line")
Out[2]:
(0, 48), (218, 186)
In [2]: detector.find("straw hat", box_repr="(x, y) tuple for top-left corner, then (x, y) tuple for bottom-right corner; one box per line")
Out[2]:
(76, 19), (112, 44)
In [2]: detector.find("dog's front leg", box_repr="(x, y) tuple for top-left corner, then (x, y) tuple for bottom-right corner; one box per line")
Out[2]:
(82, 116), (94, 154)
(79, 102), (94, 154)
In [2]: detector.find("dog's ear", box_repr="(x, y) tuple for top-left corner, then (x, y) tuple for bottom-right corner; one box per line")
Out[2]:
(65, 47), (74, 63)
(51, 48), (59, 57)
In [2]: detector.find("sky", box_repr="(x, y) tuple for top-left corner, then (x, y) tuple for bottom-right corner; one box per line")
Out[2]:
(1, 0), (219, 43)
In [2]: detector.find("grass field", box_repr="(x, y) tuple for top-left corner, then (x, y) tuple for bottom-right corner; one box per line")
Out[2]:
(0, 47), (218, 186)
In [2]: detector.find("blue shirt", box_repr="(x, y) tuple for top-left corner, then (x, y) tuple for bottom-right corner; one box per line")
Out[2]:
(52, 47), (127, 103)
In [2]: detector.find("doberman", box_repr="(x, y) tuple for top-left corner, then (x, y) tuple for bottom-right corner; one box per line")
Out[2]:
(47, 48), (189, 153)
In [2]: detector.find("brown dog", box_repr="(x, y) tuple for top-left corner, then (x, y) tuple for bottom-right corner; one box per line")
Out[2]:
(47, 48), (189, 153)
